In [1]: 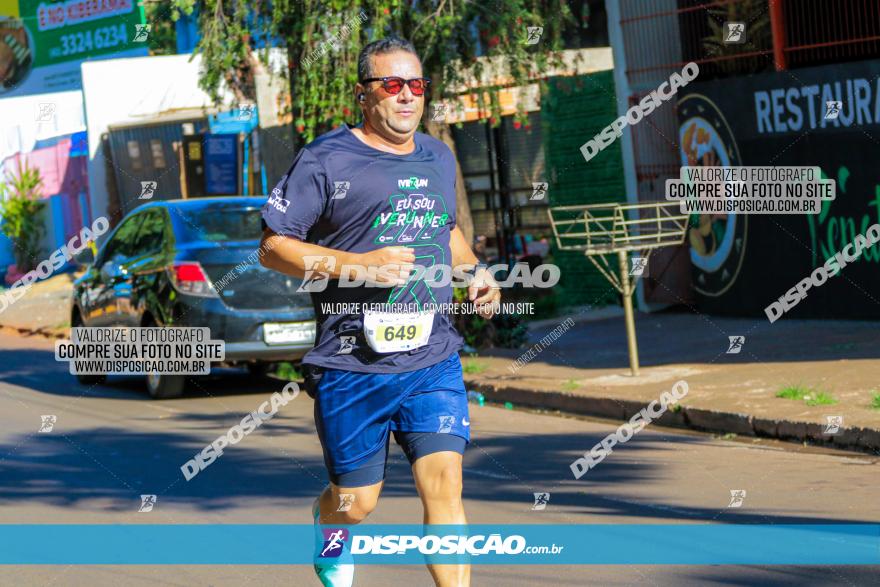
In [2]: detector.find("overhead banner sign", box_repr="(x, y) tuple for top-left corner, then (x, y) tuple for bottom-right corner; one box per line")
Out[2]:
(677, 58), (880, 319)
(0, 0), (146, 97)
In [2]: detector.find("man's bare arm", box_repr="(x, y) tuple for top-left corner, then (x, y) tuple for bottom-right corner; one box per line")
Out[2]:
(448, 226), (500, 318)
(259, 229), (415, 285)
(259, 229), (358, 279)
(449, 226), (479, 268)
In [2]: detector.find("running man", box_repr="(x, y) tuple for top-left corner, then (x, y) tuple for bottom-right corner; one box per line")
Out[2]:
(259, 37), (500, 587)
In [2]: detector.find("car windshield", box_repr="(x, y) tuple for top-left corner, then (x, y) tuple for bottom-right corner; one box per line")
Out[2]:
(177, 204), (263, 242)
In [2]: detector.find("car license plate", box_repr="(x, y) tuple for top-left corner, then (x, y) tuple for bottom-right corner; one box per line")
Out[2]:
(263, 321), (316, 345)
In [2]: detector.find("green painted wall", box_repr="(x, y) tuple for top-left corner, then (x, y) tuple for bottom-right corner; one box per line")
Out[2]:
(542, 70), (627, 307)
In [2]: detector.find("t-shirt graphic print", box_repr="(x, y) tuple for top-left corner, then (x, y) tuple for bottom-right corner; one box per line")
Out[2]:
(261, 124), (463, 373)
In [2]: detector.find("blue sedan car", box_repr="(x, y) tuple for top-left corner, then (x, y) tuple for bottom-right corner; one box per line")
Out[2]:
(71, 197), (315, 398)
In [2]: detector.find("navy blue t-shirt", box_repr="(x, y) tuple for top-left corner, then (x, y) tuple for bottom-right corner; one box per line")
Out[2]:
(261, 124), (463, 373)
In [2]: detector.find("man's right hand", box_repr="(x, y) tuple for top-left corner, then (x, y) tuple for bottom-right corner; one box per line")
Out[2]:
(357, 246), (416, 286)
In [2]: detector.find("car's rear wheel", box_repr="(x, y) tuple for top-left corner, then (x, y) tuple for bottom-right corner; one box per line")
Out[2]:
(146, 370), (185, 399)
(142, 315), (185, 399)
(72, 311), (107, 386)
(246, 362), (272, 378)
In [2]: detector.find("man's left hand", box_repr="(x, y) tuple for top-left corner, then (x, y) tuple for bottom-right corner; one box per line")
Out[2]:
(468, 267), (501, 319)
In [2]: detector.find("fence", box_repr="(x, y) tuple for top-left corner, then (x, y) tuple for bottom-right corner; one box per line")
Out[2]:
(621, 0), (880, 193)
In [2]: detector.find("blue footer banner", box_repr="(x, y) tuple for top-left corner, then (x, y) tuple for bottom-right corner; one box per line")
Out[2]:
(1, 524), (877, 565)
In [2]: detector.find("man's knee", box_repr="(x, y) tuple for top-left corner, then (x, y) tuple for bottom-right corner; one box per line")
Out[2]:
(337, 506), (370, 524)
(437, 462), (463, 496)
(417, 457), (464, 502)
(331, 484), (381, 523)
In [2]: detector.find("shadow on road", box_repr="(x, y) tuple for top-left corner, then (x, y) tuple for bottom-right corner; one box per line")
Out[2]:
(0, 347), (294, 401)
(0, 337), (874, 525)
(0, 410), (873, 527)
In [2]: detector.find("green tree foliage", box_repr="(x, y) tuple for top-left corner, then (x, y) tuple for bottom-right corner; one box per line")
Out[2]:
(702, 0), (771, 75)
(144, 0), (181, 56)
(172, 0), (574, 138)
(171, 0), (578, 240)
(0, 159), (46, 272)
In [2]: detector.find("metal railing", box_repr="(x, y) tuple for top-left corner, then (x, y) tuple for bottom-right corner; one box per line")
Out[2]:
(547, 201), (688, 255)
(546, 201), (689, 376)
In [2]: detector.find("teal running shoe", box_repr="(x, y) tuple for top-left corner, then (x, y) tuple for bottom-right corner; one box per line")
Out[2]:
(312, 497), (354, 587)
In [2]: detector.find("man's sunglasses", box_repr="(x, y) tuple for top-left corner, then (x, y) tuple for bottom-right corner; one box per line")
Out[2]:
(360, 76), (431, 96)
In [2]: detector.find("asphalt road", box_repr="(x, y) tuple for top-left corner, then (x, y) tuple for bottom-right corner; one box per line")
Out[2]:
(0, 330), (877, 586)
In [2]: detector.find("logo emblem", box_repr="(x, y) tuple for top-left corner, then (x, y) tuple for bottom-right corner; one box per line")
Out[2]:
(462, 417), (470, 427)
(332, 181), (350, 200)
(397, 176), (429, 190)
(336, 335), (356, 355)
(824, 101), (842, 120)
(726, 336), (745, 354)
(437, 415), (455, 433)
(236, 103), (256, 121)
(525, 26), (544, 45)
(38, 415), (57, 433)
(629, 257), (647, 276)
(530, 182), (548, 201)
(823, 415), (843, 435)
(268, 187), (290, 213)
(431, 103), (448, 122)
(36, 103), (56, 122)
(337, 494), (355, 512)
(319, 528), (349, 558)
(532, 492), (550, 510)
(678, 93), (747, 298)
(723, 22), (745, 44)
(139, 494), (157, 512)
(298, 256), (336, 293)
(133, 24), (151, 43)
(727, 489), (746, 508)
(139, 181), (157, 200)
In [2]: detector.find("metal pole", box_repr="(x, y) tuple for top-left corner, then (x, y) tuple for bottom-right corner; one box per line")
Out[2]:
(618, 250), (640, 376)
(769, 0), (788, 72)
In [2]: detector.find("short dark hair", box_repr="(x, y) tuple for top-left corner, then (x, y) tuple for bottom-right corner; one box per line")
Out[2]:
(357, 37), (420, 82)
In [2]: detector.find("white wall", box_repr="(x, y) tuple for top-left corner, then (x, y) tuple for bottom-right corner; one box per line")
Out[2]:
(0, 91), (86, 165)
(80, 54), (224, 232)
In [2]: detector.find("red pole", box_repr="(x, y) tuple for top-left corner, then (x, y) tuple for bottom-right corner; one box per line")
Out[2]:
(769, 0), (788, 71)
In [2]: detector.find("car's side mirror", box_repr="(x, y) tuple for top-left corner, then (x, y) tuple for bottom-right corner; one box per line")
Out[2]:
(74, 246), (95, 267)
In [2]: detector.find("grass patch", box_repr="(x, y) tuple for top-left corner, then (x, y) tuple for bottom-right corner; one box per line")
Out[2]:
(276, 362), (302, 381)
(776, 385), (810, 400)
(804, 392), (837, 406)
(870, 393), (880, 410)
(561, 379), (580, 392)
(775, 385), (838, 406)
(462, 360), (487, 375)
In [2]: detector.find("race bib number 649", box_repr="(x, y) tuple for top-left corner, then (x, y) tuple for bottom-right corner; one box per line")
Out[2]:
(363, 311), (434, 354)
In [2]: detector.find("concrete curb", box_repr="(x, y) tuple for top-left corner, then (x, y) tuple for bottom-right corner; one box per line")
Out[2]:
(464, 379), (880, 455)
(1, 325), (68, 340)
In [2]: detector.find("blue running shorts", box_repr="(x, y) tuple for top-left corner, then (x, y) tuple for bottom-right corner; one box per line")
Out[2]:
(307, 352), (470, 487)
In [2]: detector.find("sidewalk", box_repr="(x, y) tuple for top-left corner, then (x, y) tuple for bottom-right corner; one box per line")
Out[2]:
(464, 309), (880, 453)
(0, 272), (76, 337)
